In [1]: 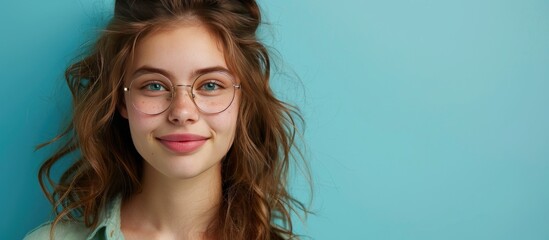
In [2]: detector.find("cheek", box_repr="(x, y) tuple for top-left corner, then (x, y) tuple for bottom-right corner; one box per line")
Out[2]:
(127, 109), (159, 140)
(210, 104), (239, 139)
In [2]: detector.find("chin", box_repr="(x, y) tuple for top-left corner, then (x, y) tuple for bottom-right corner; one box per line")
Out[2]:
(156, 160), (222, 181)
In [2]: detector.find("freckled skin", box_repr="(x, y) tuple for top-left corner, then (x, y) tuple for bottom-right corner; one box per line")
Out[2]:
(119, 24), (240, 180)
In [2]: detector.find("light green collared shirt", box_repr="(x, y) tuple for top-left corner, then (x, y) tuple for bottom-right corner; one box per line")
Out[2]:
(24, 196), (124, 240)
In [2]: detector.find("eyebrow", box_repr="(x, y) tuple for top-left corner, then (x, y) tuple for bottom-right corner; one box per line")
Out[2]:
(130, 65), (233, 80)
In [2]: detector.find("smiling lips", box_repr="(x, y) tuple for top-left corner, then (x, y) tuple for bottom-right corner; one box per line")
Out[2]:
(157, 134), (208, 153)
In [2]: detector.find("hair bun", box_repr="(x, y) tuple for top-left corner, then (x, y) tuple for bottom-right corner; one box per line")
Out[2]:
(238, 0), (260, 22)
(114, 0), (161, 21)
(114, 0), (261, 26)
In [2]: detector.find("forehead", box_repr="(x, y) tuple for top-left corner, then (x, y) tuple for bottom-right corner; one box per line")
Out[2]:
(127, 23), (227, 80)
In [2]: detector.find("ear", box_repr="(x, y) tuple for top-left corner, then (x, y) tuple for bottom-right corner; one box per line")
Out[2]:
(118, 102), (129, 119)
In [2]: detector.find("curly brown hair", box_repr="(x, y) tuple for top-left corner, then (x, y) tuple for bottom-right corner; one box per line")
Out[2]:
(38, 0), (310, 239)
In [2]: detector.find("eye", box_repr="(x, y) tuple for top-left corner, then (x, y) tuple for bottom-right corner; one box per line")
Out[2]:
(145, 82), (167, 91)
(199, 81), (222, 91)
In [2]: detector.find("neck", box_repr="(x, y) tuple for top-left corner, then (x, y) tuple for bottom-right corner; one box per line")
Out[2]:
(121, 162), (222, 239)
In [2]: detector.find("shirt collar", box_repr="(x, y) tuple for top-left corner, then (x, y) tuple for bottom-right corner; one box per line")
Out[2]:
(86, 195), (124, 240)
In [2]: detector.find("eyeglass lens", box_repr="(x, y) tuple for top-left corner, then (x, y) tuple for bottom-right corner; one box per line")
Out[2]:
(127, 71), (238, 114)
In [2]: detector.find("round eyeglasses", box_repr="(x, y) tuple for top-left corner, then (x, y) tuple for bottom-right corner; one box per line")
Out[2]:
(123, 71), (240, 115)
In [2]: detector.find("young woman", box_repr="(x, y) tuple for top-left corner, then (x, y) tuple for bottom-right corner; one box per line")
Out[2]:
(25, 0), (309, 239)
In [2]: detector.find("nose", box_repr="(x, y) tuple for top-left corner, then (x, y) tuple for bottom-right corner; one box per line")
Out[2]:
(167, 85), (199, 124)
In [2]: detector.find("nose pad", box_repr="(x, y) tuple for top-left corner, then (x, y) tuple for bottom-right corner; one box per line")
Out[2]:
(171, 88), (195, 108)
(167, 86), (199, 123)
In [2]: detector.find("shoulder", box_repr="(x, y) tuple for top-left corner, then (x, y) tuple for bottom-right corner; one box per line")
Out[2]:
(24, 195), (123, 240)
(23, 221), (89, 240)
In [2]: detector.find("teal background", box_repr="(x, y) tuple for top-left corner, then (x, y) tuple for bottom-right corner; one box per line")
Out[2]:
(1, 0), (548, 239)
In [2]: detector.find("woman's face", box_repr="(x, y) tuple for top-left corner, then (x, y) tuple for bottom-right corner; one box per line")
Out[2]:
(120, 23), (239, 180)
